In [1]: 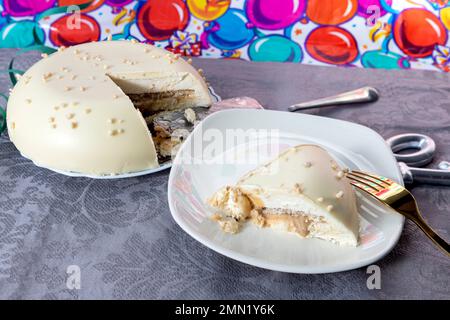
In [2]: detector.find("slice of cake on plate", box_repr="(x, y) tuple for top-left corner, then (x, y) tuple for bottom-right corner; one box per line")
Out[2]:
(208, 145), (360, 246)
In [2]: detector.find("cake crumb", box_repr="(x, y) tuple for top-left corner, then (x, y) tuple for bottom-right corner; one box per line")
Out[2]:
(336, 191), (344, 199)
(336, 171), (344, 179)
(304, 161), (312, 168)
(326, 205), (334, 212)
(218, 218), (240, 234)
(250, 209), (266, 228)
(184, 108), (196, 124)
(317, 197), (324, 203)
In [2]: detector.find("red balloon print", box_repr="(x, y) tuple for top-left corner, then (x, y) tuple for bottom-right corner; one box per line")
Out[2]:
(58, 0), (105, 13)
(137, 0), (189, 41)
(50, 14), (100, 47)
(393, 8), (447, 58)
(306, 26), (358, 65)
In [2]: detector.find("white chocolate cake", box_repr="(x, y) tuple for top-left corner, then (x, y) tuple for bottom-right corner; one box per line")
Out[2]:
(208, 145), (360, 246)
(7, 40), (212, 175)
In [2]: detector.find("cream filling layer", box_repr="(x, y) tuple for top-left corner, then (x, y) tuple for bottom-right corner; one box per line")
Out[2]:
(208, 185), (358, 246)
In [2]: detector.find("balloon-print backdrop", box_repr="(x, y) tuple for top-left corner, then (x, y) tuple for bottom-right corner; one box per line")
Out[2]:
(1, 0), (450, 72)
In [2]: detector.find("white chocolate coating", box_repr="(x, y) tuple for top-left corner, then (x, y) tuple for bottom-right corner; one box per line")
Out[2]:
(7, 41), (212, 175)
(237, 145), (360, 246)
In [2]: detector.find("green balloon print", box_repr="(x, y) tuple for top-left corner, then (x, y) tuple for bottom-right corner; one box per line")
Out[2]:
(0, 21), (45, 48)
(249, 35), (303, 63)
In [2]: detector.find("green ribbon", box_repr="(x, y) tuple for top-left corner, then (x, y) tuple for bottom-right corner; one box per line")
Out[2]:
(0, 93), (8, 134)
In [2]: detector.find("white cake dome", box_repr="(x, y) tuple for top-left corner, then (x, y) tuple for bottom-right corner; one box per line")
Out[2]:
(7, 40), (212, 175)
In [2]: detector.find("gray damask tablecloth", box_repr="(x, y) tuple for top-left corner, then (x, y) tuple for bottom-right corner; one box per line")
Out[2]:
(0, 49), (449, 300)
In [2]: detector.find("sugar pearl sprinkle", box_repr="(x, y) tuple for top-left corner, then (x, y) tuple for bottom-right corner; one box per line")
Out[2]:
(108, 118), (117, 124)
(84, 108), (92, 114)
(66, 113), (75, 120)
(49, 117), (55, 123)
(25, 99), (32, 104)
(41, 53), (48, 58)
(71, 121), (78, 129)
(336, 171), (344, 179)
(304, 161), (312, 168)
(336, 191), (344, 199)
(294, 183), (303, 194)
(317, 197), (324, 203)
(331, 162), (338, 171)
(109, 129), (119, 136)
(326, 205), (334, 212)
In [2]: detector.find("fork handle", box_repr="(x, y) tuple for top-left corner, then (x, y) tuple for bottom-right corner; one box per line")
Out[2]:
(408, 214), (450, 256)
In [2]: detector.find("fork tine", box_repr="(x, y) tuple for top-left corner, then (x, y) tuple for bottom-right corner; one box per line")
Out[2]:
(349, 171), (388, 189)
(346, 172), (383, 192)
(352, 170), (393, 186)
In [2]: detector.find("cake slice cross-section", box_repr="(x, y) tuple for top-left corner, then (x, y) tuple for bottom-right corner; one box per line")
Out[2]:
(208, 145), (360, 246)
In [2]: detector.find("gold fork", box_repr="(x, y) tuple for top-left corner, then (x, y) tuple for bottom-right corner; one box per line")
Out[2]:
(346, 170), (449, 256)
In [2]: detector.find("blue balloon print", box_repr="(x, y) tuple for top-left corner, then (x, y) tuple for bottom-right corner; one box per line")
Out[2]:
(249, 35), (302, 63)
(0, 21), (45, 48)
(0, 15), (7, 31)
(207, 9), (255, 51)
(361, 50), (410, 69)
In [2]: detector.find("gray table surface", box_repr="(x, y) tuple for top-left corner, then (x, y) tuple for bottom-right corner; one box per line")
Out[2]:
(0, 49), (449, 300)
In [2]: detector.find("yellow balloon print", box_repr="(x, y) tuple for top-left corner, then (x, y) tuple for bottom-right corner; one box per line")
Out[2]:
(440, 7), (450, 30)
(187, 0), (231, 21)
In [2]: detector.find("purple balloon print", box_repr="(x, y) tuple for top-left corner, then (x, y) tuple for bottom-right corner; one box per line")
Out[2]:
(3, 0), (56, 17)
(105, 0), (133, 7)
(358, 0), (392, 19)
(246, 0), (306, 30)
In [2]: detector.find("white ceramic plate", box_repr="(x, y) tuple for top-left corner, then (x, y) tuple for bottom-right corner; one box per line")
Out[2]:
(168, 109), (405, 274)
(27, 87), (221, 179)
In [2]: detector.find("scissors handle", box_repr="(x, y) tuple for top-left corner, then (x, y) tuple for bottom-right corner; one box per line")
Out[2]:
(399, 163), (450, 186)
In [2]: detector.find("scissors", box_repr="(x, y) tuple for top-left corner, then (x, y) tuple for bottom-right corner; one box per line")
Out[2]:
(289, 87), (450, 186)
(386, 133), (450, 186)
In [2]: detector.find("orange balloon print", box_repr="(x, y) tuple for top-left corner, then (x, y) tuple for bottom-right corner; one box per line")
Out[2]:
(187, 0), (231, 21)
(307, 0), (357, 25)
(394, 8), (447, 58)
(58, 0), (105, 13)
